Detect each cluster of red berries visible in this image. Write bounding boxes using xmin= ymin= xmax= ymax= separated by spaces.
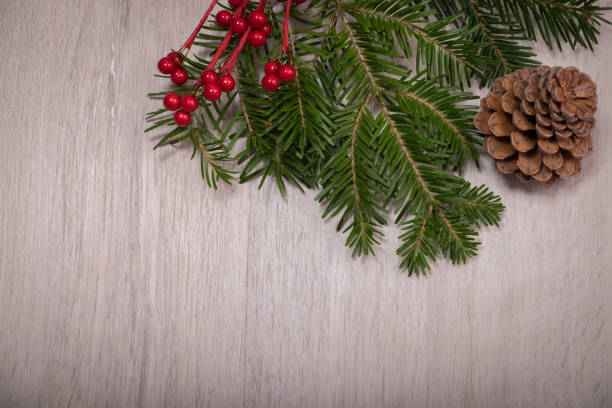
xmin=216 ymin=8 xmax=272 ymax=48
xmin=163 ymin=93 xmax=199 ymax=127
xmin=262 ymin=61 xmax=296 ymax=91
xmin=200 ymin=69 xmax=236 ymax=101
xmin=157 ymin=52 xmax=189 ymax=86
xmin=155 ymin=0 xmax=307 ymax=127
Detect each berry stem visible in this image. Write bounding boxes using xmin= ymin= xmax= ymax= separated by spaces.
xmin=257 ymin=0 xmax=268 ymax=11
xmin=222 ymin=26 xmax=252 ymax=73
xmin=222 ymin=0 xmax=266 ymax=73
xmin=181 ymin=0 xmax=220 ymax=53
xmin=205 ymin=2 xmax=248 ymax=72
xmin=183 ymin=81 xmax=202 ymax=97
xmin=206 ymin=30 xmax=235 ymax=71
xmin=281 ymin=0 xmax=293 ymax=58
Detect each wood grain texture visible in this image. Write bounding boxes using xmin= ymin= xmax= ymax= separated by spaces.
xmin=0 ymin=1 xmax=610 ymax=407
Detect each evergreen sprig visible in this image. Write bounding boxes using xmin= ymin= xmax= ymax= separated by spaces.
xmin=147 ymin=0 xmax=609 ymax=274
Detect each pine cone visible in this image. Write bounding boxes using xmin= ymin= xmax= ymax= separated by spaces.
xmin=474 ymin=66 xmax=597 ymax=185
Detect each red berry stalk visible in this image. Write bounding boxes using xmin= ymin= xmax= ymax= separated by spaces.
xmin=222 ymin=24 xmax=252 ymax=73
xmin=207 ymin=1 xmax=250 ymax=72
xmin=281 ymin=0 xmax=292 ymax=60
xmin=180 ymin=0 xmax=221 ymax=53
xmin=157 ymin=0 xmax=226 ymax=87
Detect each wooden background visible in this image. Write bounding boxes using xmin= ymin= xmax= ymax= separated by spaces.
xmin=0 ymin=1 xmax=610 ymax=407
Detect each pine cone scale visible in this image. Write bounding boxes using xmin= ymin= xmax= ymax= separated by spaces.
xmin=489 ymin=112 xmax=514 ymax=136
xmin=517 ymin=149 xmax=542 ymax=176
xmin=543 ymin=152 xmax=564 ymax=171
xmin=511 ymin=130 xmax=536 ymax=152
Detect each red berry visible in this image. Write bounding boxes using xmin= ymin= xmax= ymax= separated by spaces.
xmin=278 ymin=64 xmax=296 ymax=82
xmin=158 ymin=57 xmax=176 ymax=74
xmin=167 ymin=52 xmax=183 ymax=66
xmin=261 ymin=74 xmax=280 ymax=92
xmin=248 ymin=11 xmax=267 ymax=29
xmin=174 ymin=110 xmax=191 ymax=127
xmin=248 ymin=30 xmax=266 ymax=48
xmin=216 ymin=10 xmax=233 ymax=28
xmin=163 ymin=93 xmax=180 ymax=111
xmin=219 ymin=75 xmax=236 ymax=92
xmin=203 ymin=83 xmax=222 ymax=101
xmin=229 ymin=0 xmax=242 ymax=7
xmin=264 ymin=61 xmax=280 ymax=75
xmin=200 ymin=70 xmax=218 ymax=85
xmin=231 ymin=17 xmax=248 ymax=34
xmin=180 ymin=95 xmax=199 ymax=113
xmin=294 ymin=0 xmax=307 ymax=3
xmin=171 ymin=68 xmax=189 ymax=85
xmin=260 ymin=23 xmax=272 ymax=37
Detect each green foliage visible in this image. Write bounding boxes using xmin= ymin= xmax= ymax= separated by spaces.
xmin=344 ymin=0 xmax=489 ymax=87
xmin=429 ymin=0 xmax=611 ymax=84
xmin=315 ymin=96 xmax=389 ymax=257
xmin=147 ymin=0 xmax=609 ymax=275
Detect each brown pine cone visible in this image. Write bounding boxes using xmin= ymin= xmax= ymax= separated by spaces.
xmin=474 ymin=66 xmax=597 ymax=186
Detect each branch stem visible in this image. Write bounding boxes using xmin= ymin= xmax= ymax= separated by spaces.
xmin=222 ymin=26 xmax=251 ymax=73
xmin=206 ymin=1 xmax=250 ymax=72
xmin=281 ymin=0 xmax=293 ymax=60
xmin=181 ymin=0 xmax=220 ymax=53
xmin=350 ymin=94 xmax=372 ymax=238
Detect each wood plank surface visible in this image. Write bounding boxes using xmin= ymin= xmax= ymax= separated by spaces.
xmin=0 ymin=1 xmax=610 ymax=407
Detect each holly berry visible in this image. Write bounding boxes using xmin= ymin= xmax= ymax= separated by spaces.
xmin=167 ymin=52 xmax=183 ymax=66
xmin=203 ymin=83 xmax=222 ymax=101
xmin=264 ymin=61 xmax=280 ymax=75
xmin=229 ymin=0 xmax=242 ymax=7
xmin=261 ymin=74 xmax=280 ymax=92
xmin=248 ymin=11 xmax=267 ymax=29
xmin=163 ymin=93 xmax=181 ymax=111
xmin=216 ymin=10 xmax=233 ymax=28
xmin=157 ymin=57 xmax=176 ymax=75
xmin=200 ymin=70 xmax=218 ymax=85
xmin=219 ymin=75 xmax=236 ymax=92
xmin=260 ymin=23 xmax=272 ymax=37
xmin=171 ymin=68 xmax=189 ymax=85
xmin=231 ymin=17 xmax=248 ymax=34
xmin=180 ymin=95 xmax=199 ymax=113
xmin=278 ymin=64 xmax=296 ymax=82
xmin=174 ymin=110 xmax=191 ymax=127
xmin=248 ymin=30 xmax=266 ymax=48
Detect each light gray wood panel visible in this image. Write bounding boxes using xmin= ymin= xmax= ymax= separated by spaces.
xmin=0 ymin=1 xmax=609 ymax=407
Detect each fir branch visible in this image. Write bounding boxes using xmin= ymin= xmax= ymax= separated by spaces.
xmin=460 ymin=0 xmax=540 ymax=86
xmin=469 ymin=0 xmax=512 ymax=74
xmin=189 ymin=127 xmax=236 ymax=189
xmin=345 ymin=0 xmax=486 ymax=86
xmin=331 ymin=10 xmax=502 ymax=270
xmin=339 ymin=11 xmax=436 ymax=207
xmin=233 ymin=8 xmax=333 ymax=193
xmin=289 ymin=22 xmax=309 ymax=152
xmin=316 ymin=95 xmax=388 ymax=256
xmin=502 ymin=0 xmax=612 ymax=50
xmin=397 ymin=206 xmax=438 ymax=275
xmin=341 ymin=12 xmax=460 ymax=234
xmin=386 ymin=83 xmax=481 ymax=169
